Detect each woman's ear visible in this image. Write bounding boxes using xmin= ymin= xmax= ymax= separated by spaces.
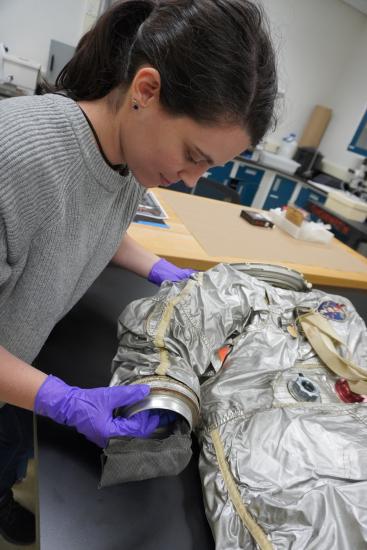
xmin=131 ymin=67 xmax=161 ymax=108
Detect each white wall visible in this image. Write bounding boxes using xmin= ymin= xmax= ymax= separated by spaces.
xmin=261 ymin=0 xmax=367 ymax=169
xmin=0 ymin=0 xmax=87 ymax=71
xmin=320 ymin=22 xmax=367 ymax=168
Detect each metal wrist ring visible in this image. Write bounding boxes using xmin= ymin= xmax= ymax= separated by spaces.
xmin=119 ymin=375 xmax=200 ymax=431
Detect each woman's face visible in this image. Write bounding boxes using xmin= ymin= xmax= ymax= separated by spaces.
xmin=122 ymin=110 xmax=251 ymax=189
xmin=117 ymin=73 xmax=251 ymax=189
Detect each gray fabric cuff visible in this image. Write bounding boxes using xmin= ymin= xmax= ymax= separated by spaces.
xmin=99 ymin=420 xmax=192 ymax=486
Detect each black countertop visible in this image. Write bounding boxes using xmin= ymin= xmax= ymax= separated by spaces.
xmin=34 ymin=266 xmax=367 ymax=549
xmin=235 ymin=155 xmax=340 ymax=196
xmin=235 ymin=155 xmax=310 ymax=184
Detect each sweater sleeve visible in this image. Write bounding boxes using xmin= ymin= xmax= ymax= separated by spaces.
xmin=0 ymin=222 xmax=11 ymax=289
xmin=0 ymin=99 xmax=51 ymax=269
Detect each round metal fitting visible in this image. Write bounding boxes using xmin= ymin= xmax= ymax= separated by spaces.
xmin=120 ymin=376 xmax=200 ymax=431
xmin=232 ymin=263 xmax=312 ymax=292
xmin=288 ymin=373 xmax=321 ymax=402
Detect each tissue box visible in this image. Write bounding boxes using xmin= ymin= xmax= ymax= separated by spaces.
xmin=269 ymin=209 xmax=334 ymax=244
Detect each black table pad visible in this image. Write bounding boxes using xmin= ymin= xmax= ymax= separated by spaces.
xmin=35 ymin=267 xmax=214 ymax=550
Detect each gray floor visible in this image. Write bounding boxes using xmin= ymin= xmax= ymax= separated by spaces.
xmin=2 ymin=459 xmax=38 ymax=550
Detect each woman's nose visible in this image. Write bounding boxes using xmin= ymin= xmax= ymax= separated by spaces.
xmin=178 ymin=165 xmax=208 ymax=189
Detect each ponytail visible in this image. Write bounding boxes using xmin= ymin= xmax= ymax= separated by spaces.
xmin=47 ymin=0 xmax=278 ymax=146
xmin=54 ymin=0 xmax=154 ymax=100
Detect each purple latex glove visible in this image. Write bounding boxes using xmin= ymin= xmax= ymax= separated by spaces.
xmin=148 ymin=258 xmax=196 ymax=286
xmin=34 ymin=375 xmax=160 ymax=448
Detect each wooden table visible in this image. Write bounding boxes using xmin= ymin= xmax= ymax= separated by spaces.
xmin=128 ymin=189 xmax=367 ymax=290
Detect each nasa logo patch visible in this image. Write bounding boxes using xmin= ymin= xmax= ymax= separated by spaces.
xmin=317 ymin=300 xmax=347 ymax=321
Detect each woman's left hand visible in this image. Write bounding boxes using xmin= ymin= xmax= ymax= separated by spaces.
xmin=148 ymin=258 xmax=196 ymax=286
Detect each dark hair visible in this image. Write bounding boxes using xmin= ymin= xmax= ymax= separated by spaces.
xmin=51 ymin=0 xmax=277 ymax=145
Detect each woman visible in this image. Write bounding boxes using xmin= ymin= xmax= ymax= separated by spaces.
xmin=0 ymin=0 xmax=277 ymax=544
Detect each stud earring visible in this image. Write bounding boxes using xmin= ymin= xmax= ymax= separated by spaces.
xmin=132 ymin=100 xmax=139 ymax=110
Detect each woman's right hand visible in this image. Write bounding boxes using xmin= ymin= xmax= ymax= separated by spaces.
xmin=34 ymin=375 xmax=159 ymax=448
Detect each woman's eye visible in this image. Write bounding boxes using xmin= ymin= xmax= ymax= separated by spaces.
xmin=187 ymin=153 xmax=201 ymax=165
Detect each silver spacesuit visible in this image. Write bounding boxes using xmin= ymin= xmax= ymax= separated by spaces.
xmin=102 ymin=264 xmax=367 ymax=549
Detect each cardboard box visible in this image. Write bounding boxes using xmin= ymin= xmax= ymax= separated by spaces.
xmin=299 ymin=105 xmax=332 ymax=148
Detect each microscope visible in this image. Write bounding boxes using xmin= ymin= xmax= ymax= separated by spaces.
xmin=348 ymin=158 xmax=367 ymax=201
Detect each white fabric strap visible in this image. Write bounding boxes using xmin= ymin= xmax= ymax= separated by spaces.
xmin=298 ymin=310 xmax=367 ymax=395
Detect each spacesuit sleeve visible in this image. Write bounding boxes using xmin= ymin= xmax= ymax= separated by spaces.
xmin=110 ymin=264 xmax=256 ymax=397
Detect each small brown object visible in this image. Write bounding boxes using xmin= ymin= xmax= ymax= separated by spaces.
xmin=285 ymin=205 xmax=306 ymax=227
xmin=240 ymin=210 xmax=273 ymax=228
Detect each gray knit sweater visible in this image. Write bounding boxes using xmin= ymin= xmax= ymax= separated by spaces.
xmin=0 ymin=93 xmax=144 ymax=364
